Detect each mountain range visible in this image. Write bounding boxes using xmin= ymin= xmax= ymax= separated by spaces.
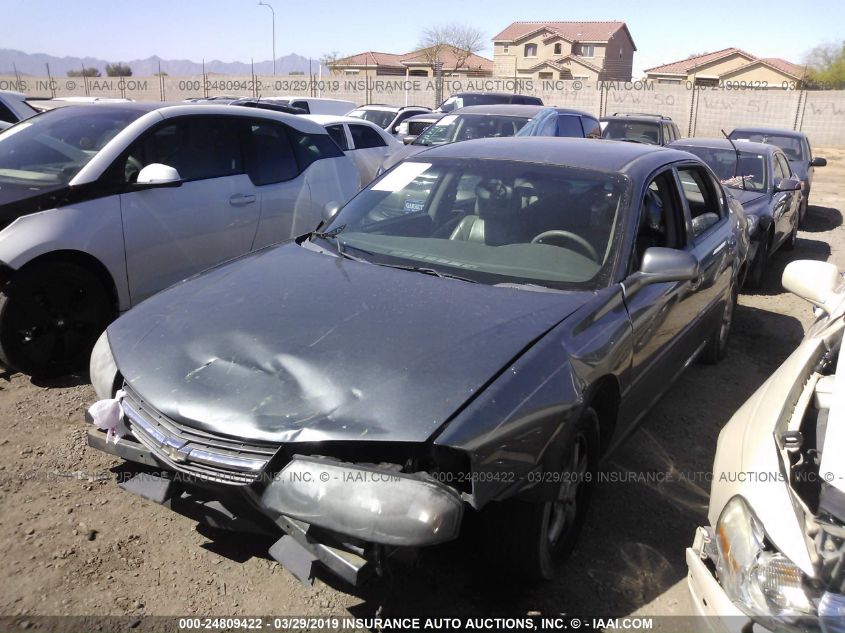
xmin=0 ymin=49 xmax=316 ymax=76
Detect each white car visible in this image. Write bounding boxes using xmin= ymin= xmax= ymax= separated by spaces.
xmin=303 ymin=114 xmax=402 ymax=188
xmin=346 ymin=104 xmax=432 ymax=136
xmin=0 ymin=102 xmax=359 ymax=376
xmin=688 ymin=259 xmax=845 ymax=632
xmin=267 ymin=97 xmax=356 ymax=116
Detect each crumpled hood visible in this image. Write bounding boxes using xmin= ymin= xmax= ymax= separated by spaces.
xmin=108 ymin=243 xmax=589 ymax=444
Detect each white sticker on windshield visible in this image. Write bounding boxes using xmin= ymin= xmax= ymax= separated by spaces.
xmin=372 ymin=162 xmax=433 ymax=192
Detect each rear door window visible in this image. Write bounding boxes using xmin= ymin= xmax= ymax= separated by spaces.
xmin=244 ymin=120 xmax=299 ymax=185
xmin=288 ymin=128 xmax=344 ymax=171
xmin=557 ymin=115 xmax=584 ymax=137
xmin=326 ymin=124 xmax=349 ymax=150
xmin=349 ymin=124 xmax=387 ymax=149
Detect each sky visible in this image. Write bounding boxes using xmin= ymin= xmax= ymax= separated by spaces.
xmin=1 ymin=0 xmax=843 ymax=77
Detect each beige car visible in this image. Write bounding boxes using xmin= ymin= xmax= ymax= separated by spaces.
xmin=687 ymin=260 xmax=845 ymax=632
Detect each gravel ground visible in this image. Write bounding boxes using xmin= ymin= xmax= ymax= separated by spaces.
xmin=1 ymin=149 xmax=843 ymax=625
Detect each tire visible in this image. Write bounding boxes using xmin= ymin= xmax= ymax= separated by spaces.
xmin=480 ymin=408 xmax=599 ymax=581
xmin=0 ymin=262 xmax=112 ymax=377
xmin=799 ymin=197 xmax=808 ymax=226
xmin=746 ymin=236 xmax=770 ymax=289
xmin=701 ymin=283 xmax=737 ymax=365
xmin=782 ymin=220 xmax=798 ymax=252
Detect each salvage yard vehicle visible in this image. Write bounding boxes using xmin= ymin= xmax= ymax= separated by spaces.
xmin=89 ymin=137 xmax=746 ymax=584
xmin=0 ymin=102 xmax=359 ymax=376
xmin=266 ymin=97 xmax=356 ymax=116
xmin=729 ymin=127 xmax=826 ymax=225
xmin=379 ymin=104 xmax=542 ymax=173
xmin=0 ymin=90 xmax=40 ymax=128
xmin=346 ymin=104 xmax=432 ymax=136
xmin=303 ymin=114 xmax=402 ymax=187
xmin=436 ymin=91 xmax=544 ymax=112
xmin=669 ymin=138 xmax=802 ymax=289
xmin=600 ymin=112 xmax=681 ymax=146
xmin=687 ymin=259 xmax=845 ymax=631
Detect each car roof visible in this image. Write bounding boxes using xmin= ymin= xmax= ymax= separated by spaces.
xmin=669 ymin=138 xmax=777 ymax=154
xmin=302 ymin=114 xmax=383 ymax=126
xmin=270 ymin=96 xmax=356 ymax=104
xmin=449 ymin=104 xmax=544 ymax=117
xmin=543 ymin=107 xmax=596 ymax=118
xmin=601 ymin=113 xmax=672 ymax=123
xmin=730 ymin=126 xmax=806 ymax=139
xmin=451 ymin=91 xmax=533 ymax=97
xmin=414 ymin=136 xmax=688 ymax=172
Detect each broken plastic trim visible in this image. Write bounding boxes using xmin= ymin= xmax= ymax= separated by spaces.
xmin=259 ymin=456 xmax=464 ymax=547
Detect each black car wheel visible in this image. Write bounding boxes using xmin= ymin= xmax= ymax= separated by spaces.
xmin=702 ymin=284 xmax=737 ymax=364
xmin=799 ymin=197 xmax=808 ymax=226
xmin=0 ymin=262 xmax=112 ymax=377
xmin=746 ymin=237 xmax=770 ymax=289
xmin=481 ymin=408 xmax=599 ymax=580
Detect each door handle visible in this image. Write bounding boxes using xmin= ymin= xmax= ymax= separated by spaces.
xmin=229 ymin=194 xmax=256 ymax=206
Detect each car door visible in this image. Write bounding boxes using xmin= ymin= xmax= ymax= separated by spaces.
xmin=620 ymin=167 xmax=709 ymax=426
xmin=771 ymin=152 xmax=797 ymax=247
xmin=347 ymin=123 xmax=391 ymax=186
xmin=117 ymin=115 xmax=260 ymax=305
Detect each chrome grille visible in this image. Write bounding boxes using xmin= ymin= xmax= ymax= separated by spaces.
xmin=122 ymin=384 xmax=279 ymax=485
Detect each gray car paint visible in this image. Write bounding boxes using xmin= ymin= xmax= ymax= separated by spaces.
xmin=102 ymin=137 xmax=744 ymax=510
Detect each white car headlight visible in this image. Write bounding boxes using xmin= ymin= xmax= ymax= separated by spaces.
xmin=715 ymin=496 xmax=816 ymax=620
xmin=89 ymin=330 xmax=119 ymax=400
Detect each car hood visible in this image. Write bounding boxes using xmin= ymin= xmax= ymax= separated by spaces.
xmin=727 ymin=188 xmax=767 ymax=207
xmin=108 ymin=242 xmax=590 ymax=444
xmin=380 ymin=144 xmax=427 ymax=172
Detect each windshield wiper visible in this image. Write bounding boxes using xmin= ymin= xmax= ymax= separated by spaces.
xmin=377 ymin=263 xmax=477 ymax=283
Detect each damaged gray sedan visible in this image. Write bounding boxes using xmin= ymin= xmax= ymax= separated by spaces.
xmin=88 ymin=137 xmax=745 ymax=584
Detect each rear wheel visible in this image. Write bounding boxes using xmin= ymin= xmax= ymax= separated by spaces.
xmin=481 ymin=408 xmax=599 ymax=580
xmin=782 ymin=220 xmax=798 ymax=252
xmin=0 ymin=262 xmax=112 ymax=377
xmin=799 ymin=198 xmax=809 ymax=226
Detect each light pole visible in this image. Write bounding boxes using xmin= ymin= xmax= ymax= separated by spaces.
xmin=257 ymin=1 xmax=276 ymax=75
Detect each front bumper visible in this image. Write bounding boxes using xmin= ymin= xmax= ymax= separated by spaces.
xmin=88 ymin=428 xmax=462 ymax=586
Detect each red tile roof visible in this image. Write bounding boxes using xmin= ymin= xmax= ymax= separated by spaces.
xmin=644 ymin=47 xmax=756 ymax=74
xmin=332 ymin=51 xmax=405 ymax=67
xmin=492 ymin=21 xmax=634 ymax=48
xmin=759 ymin=57 xmax=806 ymax=79
xmin=333 ymin=48 xmax=493 ymax=71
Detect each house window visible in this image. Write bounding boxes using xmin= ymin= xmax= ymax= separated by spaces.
xmin=343 ymin=69 xmax=359 ymax=75
xmin=554 ymin=43 xmax=562 ymax=55
xmin=579 ymin=45 xmax=595 ymax=57
xmin=524 ymin=43 xmax=538 ymax=58
xmin=503 ymin=44 xmax=509 ymax=54
xmin=539 ymin=71 xmax=553 ymax=79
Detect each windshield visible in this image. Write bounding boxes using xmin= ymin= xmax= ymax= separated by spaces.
xmin=0 ymin=106 xmax=144 ymax=188
xmin=348 ymin=109 xmax=395 ymax=129
xmin=601 ymin=120 xmax=660 ymax=144
xmin=315 ymin=158 xmax=628 ymax=290
xmin=729 ymin=132 xmax=808 ymax=161
xmin=414 ymin=114 xmax=531 ymax=147
xmin=675 ymin=146 xmax=768 ymax=192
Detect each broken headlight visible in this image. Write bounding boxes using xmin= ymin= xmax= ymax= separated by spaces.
xmin=715 ymin=496 xmax=817 ymax=625
xmin=259 ymin=456 xmax=463 ymax=547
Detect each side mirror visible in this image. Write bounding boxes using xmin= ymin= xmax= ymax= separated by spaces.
xmin=403 ymin=135 xmax=417 ymax=145
xmin=810 ymin=156 xmax=827 ymax=168
xmin=323 ymin=201 xmax=342 ymax=221
xmin=625 ymin=247 xmax=699 ymax=295
xmin=135 ymin=163 xmax=182 ymax=187
xmin=775 ymin=177 xmax=801 ymax=192
xmin=783 ymin=260 xmax=841 ymax=314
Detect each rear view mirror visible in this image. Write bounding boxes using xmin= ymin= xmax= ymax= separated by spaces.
xmin=783 ymin=260 xmax=841 ymax=314
xmin=135 ymin=163 xmax=182 ymax=187
xmin=811 ymin=156 xmax=827 ymax=167
xmin=323 ymin=201 xmax=342 ymax=221
xmin=775 ymin=177 xmax=801 ymax=192
xmin=624 ymin=247 xmax=699 ymax=295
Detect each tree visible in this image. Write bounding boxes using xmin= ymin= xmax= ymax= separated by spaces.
xmin=805 ymin=41 xmax=845 ymax=88
xmin=105 ymin=62 xmax=132 ymax=77
xmin=321 ymin=51 xmax=342 ymax=74
xmin=67 ymin=67 xmax=100 ymax=77
xmin=418 ymin=23 xmax=485 ymax=72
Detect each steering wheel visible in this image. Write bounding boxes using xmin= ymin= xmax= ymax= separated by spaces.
xmin=531 ymin=230 xmax=599 ymax=262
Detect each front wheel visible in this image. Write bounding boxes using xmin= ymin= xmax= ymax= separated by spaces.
xmin=0 ymin=262 xmax=113 ymax=377
xmin=746 ymin=237 xmax=769 ymax=289
xmin=481 ymin=408 xmax=599 ymax=581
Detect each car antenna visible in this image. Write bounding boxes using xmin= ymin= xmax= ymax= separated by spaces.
xmin=721 ymin=128 xmax=745 ymax=191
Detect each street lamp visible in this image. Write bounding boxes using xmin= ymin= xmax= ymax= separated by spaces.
xmin=257 ymin=1 xmax=276 ymax=75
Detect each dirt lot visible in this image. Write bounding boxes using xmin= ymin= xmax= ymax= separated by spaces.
xmin=1 ymin=150 xmax=844 ymax=625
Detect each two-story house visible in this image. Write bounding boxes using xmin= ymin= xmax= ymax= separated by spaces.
xmin=491 ymin=21 xmax=636 ymax=82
